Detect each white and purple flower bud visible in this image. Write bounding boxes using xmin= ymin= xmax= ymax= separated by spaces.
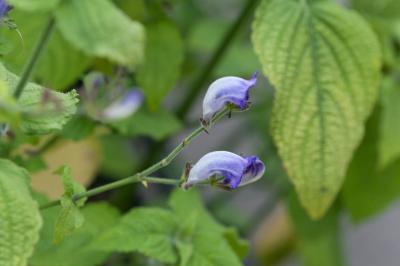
xmin=185 ymin=151 xmax=265 ymax=189
xmin=0 ymin=0 xmax=11 ymax=20
xmin=202 ymin=73 xmax=257 ymax=126
xmin=102 ymin=89 xmax=144 ymax=121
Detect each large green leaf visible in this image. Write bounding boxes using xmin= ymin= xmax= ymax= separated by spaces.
xmin=93 ymin=207 xmax=178 ymax=264
xmin=7 ymin=0 xmax=61 ymax=12
xmin=137 ymin=20 xmax=184 ymax=110
xmin=0 ymin=159 xmax=42 ymax=266
xmin=252 ymin=0 xmax=381 ymax=218
xmin=31 ymin=202 xmax=120 ymax=266
xmin=341 ymin=106 xmax=400 ymax=221
xmin=287 ymin=192 xmax=343 ymax=266
xmin=169 ymin=190 xmax=244 ymax=266
xmin=93 ymin=190 xmax=246 ymax=265
xmin=0 ymin=63 xmax=79 ymax=134
xmin=378 ymin=77 xmax=400 ymax=169
xmin=55 ymin=0 xmax=144 ymax=66
xmin=1 ymin=11 xmax=92 ymax=90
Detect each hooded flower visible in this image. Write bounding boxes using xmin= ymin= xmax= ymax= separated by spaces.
xmin=185 ymin=151 xmax=265 ymax=189
xmin=0 ymin=0 xmax=11 ymax=20
xmin=102 ymin=89 xmax=144 ymax=120
xmin=202 ymin=73 xmax=257 ymax=126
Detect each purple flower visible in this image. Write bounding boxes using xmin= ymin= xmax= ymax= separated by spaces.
xmin=102 ymin=89 xmax=144 ymax=120
xmin=0 ymin=0 xmax=11 ymax=19
xmin=185 ymin=151 xmax=265 ymax=189
xmin=202 ymin=73 xmax=257 ymax=126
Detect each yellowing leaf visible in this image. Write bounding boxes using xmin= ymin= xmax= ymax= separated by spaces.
xmin=252 ymin=0 xmax=381 ymax=218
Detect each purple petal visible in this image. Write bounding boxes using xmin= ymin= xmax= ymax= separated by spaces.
xmin=239 ymin=156 xmax=265 ymax=187
xmin=202 ymin=73 xmax=257 ymax=125
xmin=0 ymin=0 xmax=11 ymax=19
xmin=102 ymin=89 xmax=144 ymax=120
xmin=186 ymin=151 xmax=265 ymax=189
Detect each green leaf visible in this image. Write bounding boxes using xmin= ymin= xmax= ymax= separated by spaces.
xmin=110 ymin=108 xmax=182 ymax=140
xmin=0 ymin=159 xmax=42 ymax=266
xmin=0 ymin=63 xmax=79 ymax=134
xmin=54 ymin=196 xmax=85 ymax=244
xmin=223 ymin=228 xmax=250 ymax=260
xmin=1 ymin=11 xmax=92 ymax=91
xmin=61 ymin=116 xmax=96 ymax=141
xmin=341 ymin=106 xmax=400 ymax=221
xmin=137 ymin=20 xmax=184 ymax=110
xmin=170 ymin=190 xmax=244 ymax=266
xmin=287 ymin=192 xmax=343 ymax=266
xmin=6 ymin=0 xmax=61 ymax=12
xmin=94 ymin=207 xmax=178 ymax=263
xmin=55 ymin=0 xmax=145 ymax=66
xmin=0 ymin=79 xmax=19 ymax=124
xmin=378 ymin=77 xmax=400 ymax=169
xmin=94 ymin=190 xmax=246 ymax=265
xmin=252 ymin=0 xmax=381 ymax=218
xmin=53 ymin=165 xmax=87 ymax=243
xmin=55 ymin=165 xmax=86 ymax=203
xmin=31 ymin=202 xmax=120 ymax=266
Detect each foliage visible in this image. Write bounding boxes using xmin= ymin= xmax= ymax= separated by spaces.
xmin=93 ymin=189 xmax=247 ymax=265
xmin=0 ymin=0 xmax=399 ymax=265
xmin=0 ymin=159 xmax=42 ymax=266
xmin=252 ymin=0 xmax=381 ymax=219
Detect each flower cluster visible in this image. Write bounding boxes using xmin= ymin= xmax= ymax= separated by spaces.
xmin=184 ymin=73 xmax=265 ymax=190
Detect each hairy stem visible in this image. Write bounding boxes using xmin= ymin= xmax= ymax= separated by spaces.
xmin=175 ymin=0 xmax=260 ymax=119
xmin=13 ymin=17 xmax=55 ymax=99
xmin=40 ymin=108 xmax=230 ymax=210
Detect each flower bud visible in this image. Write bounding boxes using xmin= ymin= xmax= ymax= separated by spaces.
xmin=202 ymin=73 xmax=257 ymax=126
xmin=185 ymin=151 xmax=265 ymax=189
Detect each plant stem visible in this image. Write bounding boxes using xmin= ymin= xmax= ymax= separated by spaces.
xmin=13 ymin=17 xmax=55 ymax=99
xmin=39 ymin=108 xmax=230 ymax=210
xmin=175 ymin=0 xmax=260 ymax=120
xmin=39 ymin=176 xmax=181 ymax=210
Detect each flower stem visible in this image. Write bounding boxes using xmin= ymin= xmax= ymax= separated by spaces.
xmin=39 ymin=108 xmax=230 ymax=210
xmin=13 ymin=17 xmax=55 ymax=99
xmin=175 ymin=0 xmax=260 ymax=119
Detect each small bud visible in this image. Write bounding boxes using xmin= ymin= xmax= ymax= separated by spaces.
xmin=184 ymin=151 xmax=265 ymax=189
xmin=202 ymin=73 xmax=257 ymax=126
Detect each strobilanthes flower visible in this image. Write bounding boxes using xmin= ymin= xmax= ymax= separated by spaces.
xmin=102 ymin=89 xmax=144 ymax=120
xmin=184 ymin=151 xmax=265 ymax=189
xmin=0 ymin=0 xmax=11 ymax=20
xmin=201 ymin=73 xmax=257 ymax=127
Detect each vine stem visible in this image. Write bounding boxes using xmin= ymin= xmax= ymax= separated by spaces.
xmin=175 ymin=0 xmax=260 ymax=120
xmin=13 ymin=17 xmax=55 ymax=99
xmin=39 ymin=108 xmax=230 ymax=210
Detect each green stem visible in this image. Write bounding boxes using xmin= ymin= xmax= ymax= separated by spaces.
xmin=175 ymin=0 xmax=260 ymax=119
xmin=39 ymin=176 xmax=181 ymax=210
xmin=39 ymin=108 xmax=230 ymax=210
xmin=13 ymin=17 xmax=55 ymax=99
